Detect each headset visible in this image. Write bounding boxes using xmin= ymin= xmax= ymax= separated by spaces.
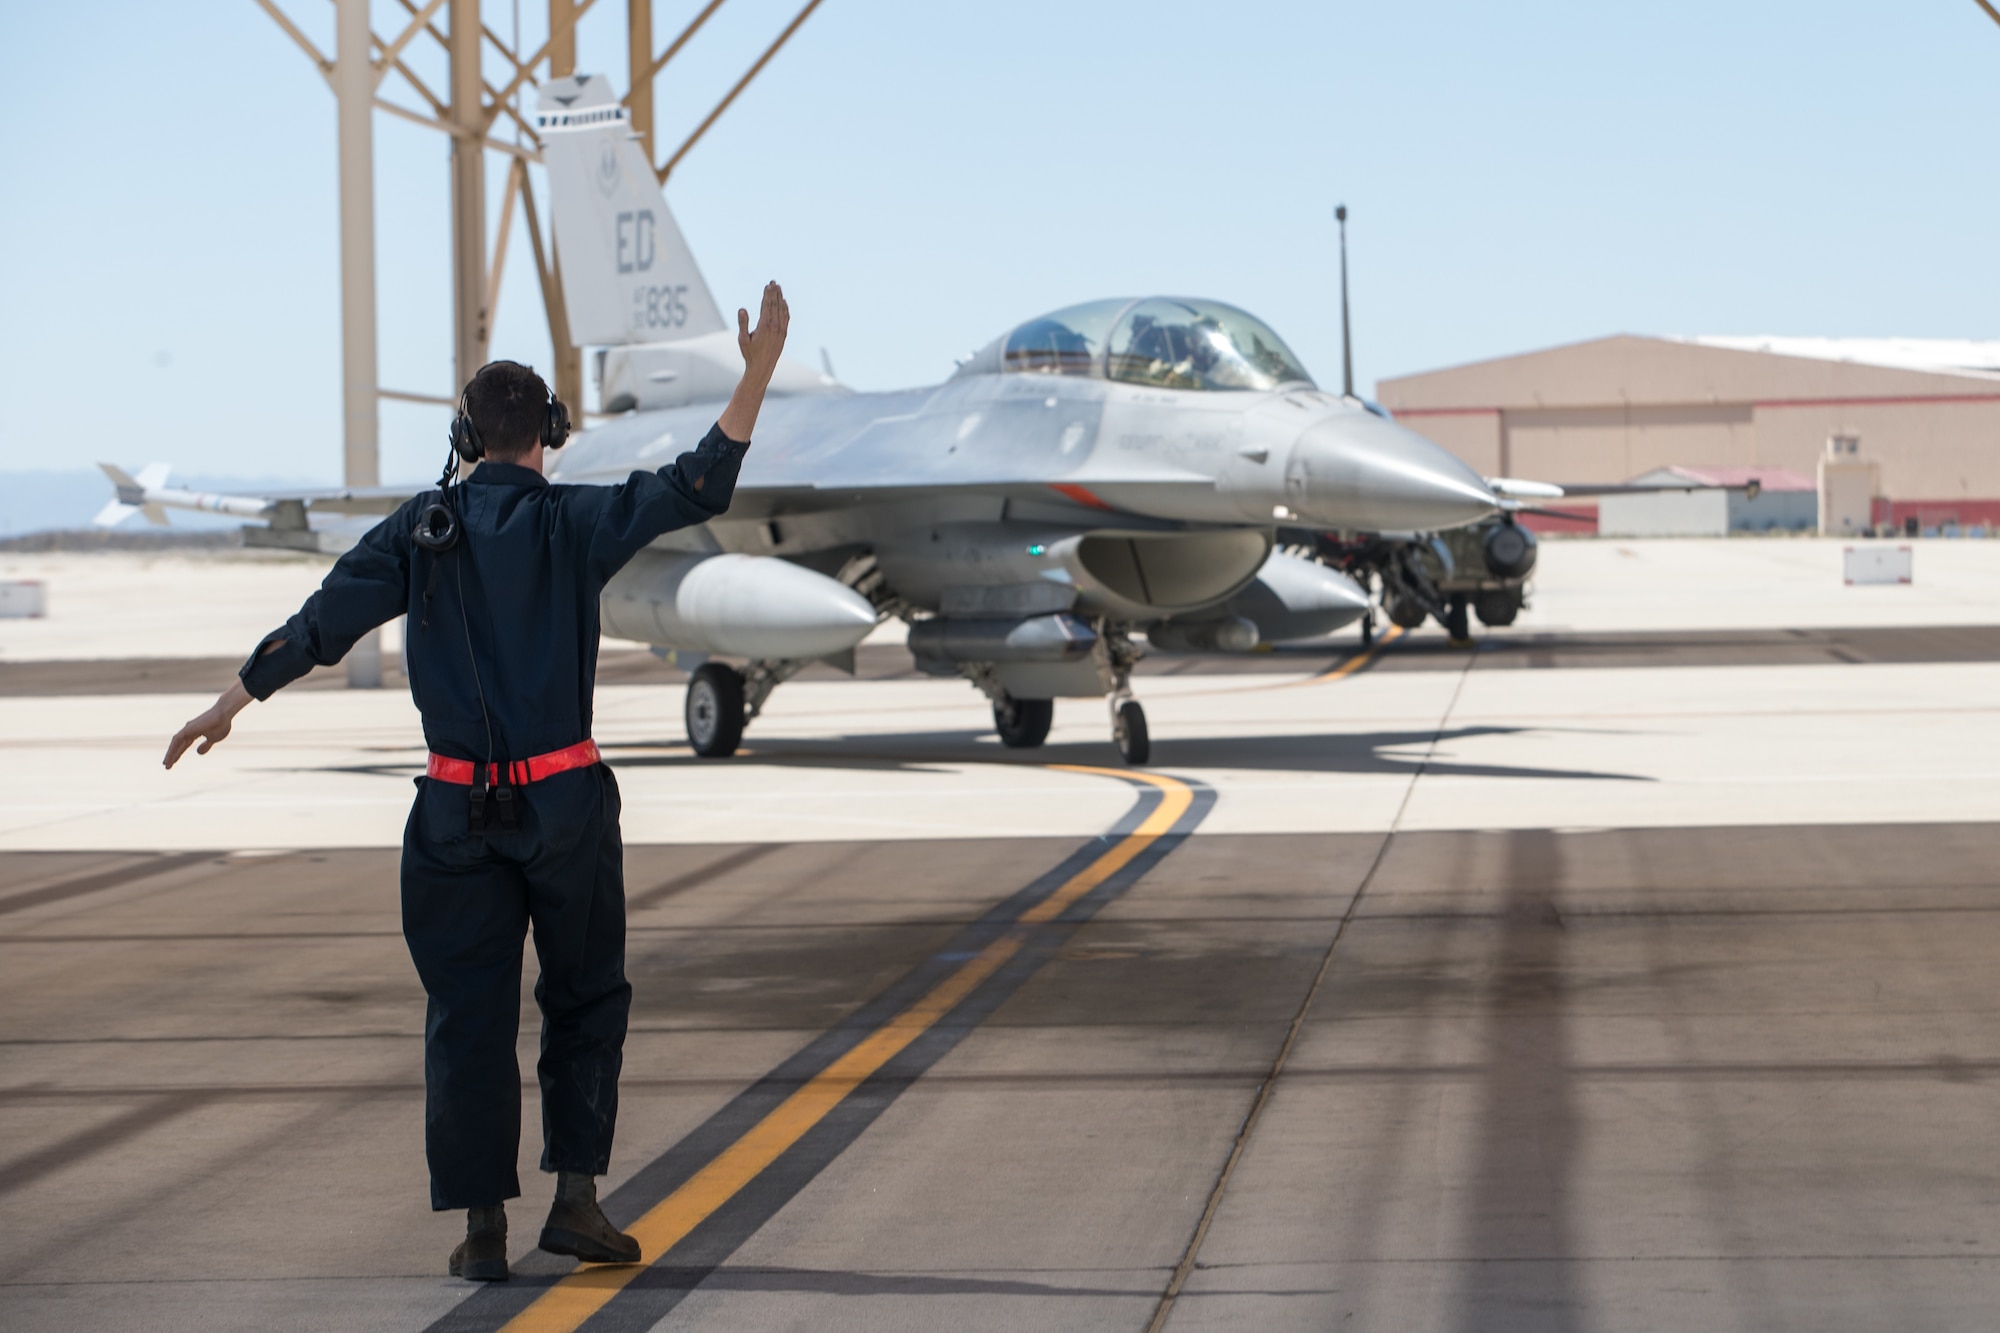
xmin=416 ymin=362 xmax=570 ymax=555
xmin=447 ymin=362 xmax=571 ymax=469
xmin=411 ymin=362 xmax=570 ymax=833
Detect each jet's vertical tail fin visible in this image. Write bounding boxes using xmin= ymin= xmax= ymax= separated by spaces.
xmin=535 ymin=75 xmax=726 ymax=346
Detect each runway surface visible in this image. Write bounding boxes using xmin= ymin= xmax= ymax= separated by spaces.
xmin=4 ymin=541 xmax=2000 ymax=1330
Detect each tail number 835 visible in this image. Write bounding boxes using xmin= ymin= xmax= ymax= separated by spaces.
xmin=631 ymin=284 xmax=691 ymax=331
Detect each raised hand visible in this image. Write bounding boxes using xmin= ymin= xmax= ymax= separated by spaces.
xmin=720 ymin=281 xmax=790 ymax=443
xmin=736 ymin=281 xmax=790 ymax=378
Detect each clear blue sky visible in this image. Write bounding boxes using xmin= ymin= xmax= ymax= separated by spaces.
xmin=3 ymin=1 xmax=1996 ymax=487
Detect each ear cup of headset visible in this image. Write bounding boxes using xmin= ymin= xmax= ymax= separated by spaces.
xmin=413 ymin=494 xmax=459 ymax=552
xmin=545 ymin=397 xmax=571 ymax=450
xmin=449 ymin=404 xmax=484 ymax=463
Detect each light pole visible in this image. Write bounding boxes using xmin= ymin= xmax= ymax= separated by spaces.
xmin=1335 ymin=203 xmax=1354 ymax=400
xmin=335 ymin=0 xmax=382 ymax=686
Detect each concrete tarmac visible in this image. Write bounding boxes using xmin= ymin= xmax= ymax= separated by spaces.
xmin=6 ymin=819 xmax=2000 ymax=1331
xmin=4 ymin=540 xmax=2000 ymax=1330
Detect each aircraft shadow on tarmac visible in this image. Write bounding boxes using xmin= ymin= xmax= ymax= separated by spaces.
xmin=289 ymin=724 xmax=1647 ymax=784
xmin=595 ymin=724 xmax=1652 ymax=784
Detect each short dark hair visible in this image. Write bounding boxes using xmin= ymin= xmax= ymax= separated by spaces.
xmin=463 ymin=361 xmax=551 ymax=462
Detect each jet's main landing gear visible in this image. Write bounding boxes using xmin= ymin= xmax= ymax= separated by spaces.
xmin=683 ymin=657 xmax=807 ymax=758
xmin=1474 ymin=588 xmax=1522 ymax=627
xmin=994 ymin=696 xmax=1053 ymax=748
xmin=1384 ymin=594 xmax=1428 ymax=630
xmin=964 ymin=666 xmax=1053 ymax=750
xmin=1442 ymin=593 xmax=1472 ymax=643
xmin=685 ymin=662 xmax=745 ymax=758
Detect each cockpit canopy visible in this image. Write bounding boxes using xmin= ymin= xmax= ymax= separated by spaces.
xmin=959 ymin=297 xmax=1314 ymax=392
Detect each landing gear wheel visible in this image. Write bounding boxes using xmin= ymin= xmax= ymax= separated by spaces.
xmin=1360 ymin=611 xmax=1375 ymax=647
xmin=1385 ymin=595 xmax=1427 ymax=630
xmin=1474 ymin=589 xmax=1520 ymax=628
xmin=1113 ymin=699 xmax=1150 ymax=766
xmin=685 ymin=663 xmax=746 ymax=758
xmin=994 ymin=697 xmax=1053 ymax=749
xmin=1442 ymin=594 xmax=1471 ymax=643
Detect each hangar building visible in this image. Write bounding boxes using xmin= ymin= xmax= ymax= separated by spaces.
xmin=1377 ymin=336 xmax=2000 ymax=531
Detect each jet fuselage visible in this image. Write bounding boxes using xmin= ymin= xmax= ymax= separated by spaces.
xmin=551 ymin=364 xmax=1498 ymax=621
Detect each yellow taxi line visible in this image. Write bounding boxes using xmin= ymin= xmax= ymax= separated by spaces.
xmin=1027 ymin=767 xmax=1192 ymax=921
xmin=498 ymin=765 xmax=1195 ymax=1333
xmin=1278 ymin=624 xmax=1403 ymax=688
xmin=1166 ymin=625 xmax=1404 ymax=700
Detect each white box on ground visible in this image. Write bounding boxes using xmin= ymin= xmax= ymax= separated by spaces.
xmin=1600 ymin=488 xmax=1729 ymax=537
xmin=0 ymin=581 xmax=46 ymax=618
xmin=1844 ymin=545 xmax=1912 ymax=585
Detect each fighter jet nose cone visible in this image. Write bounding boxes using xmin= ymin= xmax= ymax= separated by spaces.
xmin=1285 ymin=414 xmax=1498 ymax=531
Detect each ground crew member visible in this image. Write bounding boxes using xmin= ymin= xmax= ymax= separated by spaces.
xmin=164 ymin=283 xmax=790 ymax=1282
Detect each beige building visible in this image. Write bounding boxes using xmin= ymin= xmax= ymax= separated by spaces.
xmin=1378 ymin=336 xmax=2000 ymax=528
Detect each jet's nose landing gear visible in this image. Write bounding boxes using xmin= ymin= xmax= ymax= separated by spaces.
xmin=1096 ymin=623 xmax=1150 ymax=766
xmin=1112 ymin=695 xmax=1150 ymax=765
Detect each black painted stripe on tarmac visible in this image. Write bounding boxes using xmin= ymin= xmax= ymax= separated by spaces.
xmin=624 ymin=844 xmax=781 ymax=911
xmin=0 ymin=852 xmax=215 ymax=917
xmin=425 ymin=773 xmax=1213 ymax=1333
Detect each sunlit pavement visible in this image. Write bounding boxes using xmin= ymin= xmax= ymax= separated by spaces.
xmin=3 ymin=540 xmax=2000 ymax=1331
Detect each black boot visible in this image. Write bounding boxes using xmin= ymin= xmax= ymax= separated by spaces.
xmin=540 ymin=1171 xmax=641 ymax=1264
xmin=448 ymin=1204 xmax=509 ymax=1282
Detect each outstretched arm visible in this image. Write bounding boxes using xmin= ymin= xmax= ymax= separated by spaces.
xmin=164 ymin=633 xmax=286 ymax=768
xmin=717 ymin=281 xmax=790 ymax=443
xmin=165 ymin=499 xmax=414 ymax=768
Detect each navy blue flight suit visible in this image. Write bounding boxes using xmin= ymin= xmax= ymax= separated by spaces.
xmin=239 ymin=425 xmax=748 ymax=1209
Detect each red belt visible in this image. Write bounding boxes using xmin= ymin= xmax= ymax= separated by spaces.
xmin=426 ymin=740 xmax=601 ymax=786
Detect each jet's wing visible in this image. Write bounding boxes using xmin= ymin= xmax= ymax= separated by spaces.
xmin=1486 ymin=474 xmax=1766 ymax=525
xmin=1489 ymin=476 xmax=1765 ymax=501
xmin=95 ymin=464 xmax=422 ymax=552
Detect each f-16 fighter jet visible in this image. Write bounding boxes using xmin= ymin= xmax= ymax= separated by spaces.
xmin=102 ymin=75 xmax=1498 ymax=764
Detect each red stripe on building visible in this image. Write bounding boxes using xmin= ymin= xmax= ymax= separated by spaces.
xmin=1871 ymin=497 xmax=2000 ymax=530
xmin=1517 ymin=503 xmax=1598 ymax=535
